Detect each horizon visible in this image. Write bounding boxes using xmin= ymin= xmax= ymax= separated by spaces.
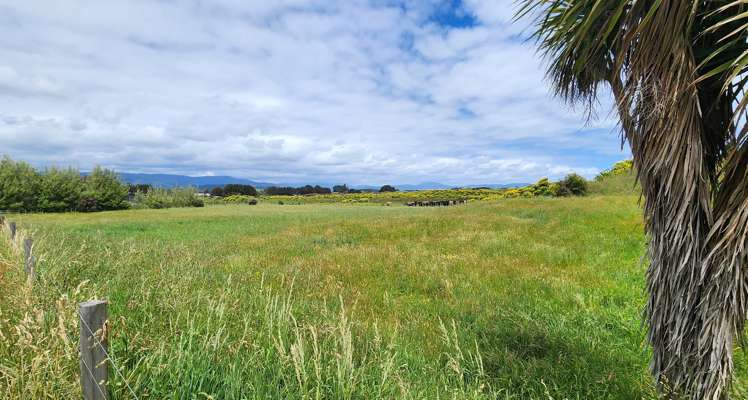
xmin=115 ymin=170 xmax=534 ymax=189
xmin=0 ymin=0 xmax=628 ymax=186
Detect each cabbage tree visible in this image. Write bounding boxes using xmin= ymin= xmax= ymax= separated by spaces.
xmin=518 ymin=1 xmax=748 ymax=398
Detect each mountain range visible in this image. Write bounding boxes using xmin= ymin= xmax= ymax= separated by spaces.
xmin=116 ymin=172 xmax=526 ymax=191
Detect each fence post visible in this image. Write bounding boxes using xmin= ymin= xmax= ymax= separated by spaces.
xmin=8 ymin=221 xmax=15 ymax=240
xmin=79 ymin=300 xmax=109 ymax=400
xmin=23 ymin=238 xmax=35 ymax=282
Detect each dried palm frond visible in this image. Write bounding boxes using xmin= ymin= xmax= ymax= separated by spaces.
xmin=518 ymin=0 xmax=748 ymax=398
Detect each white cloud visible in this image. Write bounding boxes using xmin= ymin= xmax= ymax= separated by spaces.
xmin=0 ymin=0 xmax=627 ymax=185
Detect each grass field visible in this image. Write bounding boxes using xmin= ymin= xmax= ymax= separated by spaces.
xmin=2 ymin=195 xmax=747 ymax=399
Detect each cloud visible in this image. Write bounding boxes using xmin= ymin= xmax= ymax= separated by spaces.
xmin=0 ymin=0 xmax=627 ymax=185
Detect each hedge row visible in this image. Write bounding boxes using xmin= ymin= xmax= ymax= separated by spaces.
xmin=0 ymin=157 xmax=129 ymax=212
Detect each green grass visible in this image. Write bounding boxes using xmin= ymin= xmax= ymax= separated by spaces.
xmin=2 ymin=196 xmax=747 ymax=399
xmin=588 ymin=173 xmax=639 ymax=196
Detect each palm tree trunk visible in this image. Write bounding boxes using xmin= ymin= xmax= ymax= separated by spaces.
xmin=609 ymin=75 xmax=730 ymax=399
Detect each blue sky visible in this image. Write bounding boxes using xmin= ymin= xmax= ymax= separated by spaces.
xmin=0 ymin=0 xmax=628 ymax=185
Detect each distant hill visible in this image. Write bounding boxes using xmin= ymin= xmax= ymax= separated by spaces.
xmin=112 ymin=172 xmax=528 ymax=192
xmin=396 ymin=182 xmax=527 ymax=191
xmin=116 ymin=173 xmax=275 ymax=189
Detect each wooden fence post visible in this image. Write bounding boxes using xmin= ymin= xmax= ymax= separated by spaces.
xmin=79 ymin=300 xmax=109 ymax=400
xmin=23 ymin=238 xmax=35 ymax=282
xmin=8 ymin=222 xmax=15 ymax=240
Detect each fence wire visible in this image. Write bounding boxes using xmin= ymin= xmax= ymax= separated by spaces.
xmin=2 ymin=220 xmax=140 ymax=400
xmin=79 ymin=312 xmax=140 ymax=400
xmin=79 ymin=351 xmax=109 ymax=399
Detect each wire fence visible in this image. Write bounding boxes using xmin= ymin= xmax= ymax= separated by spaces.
xmin=1 ymin=218 xmax=140 ymax=400
xmin=79 ymin=310 xmax=140 ymax=400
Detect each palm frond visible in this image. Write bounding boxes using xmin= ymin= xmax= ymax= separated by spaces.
xmin=518 ymin=1 xmax=748 ymax=398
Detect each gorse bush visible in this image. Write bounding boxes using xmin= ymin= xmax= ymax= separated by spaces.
xmin=595 ymin=160 xmax=633 ymax=181
xmin=221 ymin=194 xmax=258 ymax=204
xmin=502 ymin=175 xmax=588 ymax=199
xmin=265 ymin=185 xmax=332 ymax=195
xmin=0 ymin=156 xmax=129 ymax=213
xmin=530 ymin=178 xmax=555 ymax=196
xmin=589 ymin=160 xmax=638 ymax=195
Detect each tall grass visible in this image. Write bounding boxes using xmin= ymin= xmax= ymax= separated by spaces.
xmin=132 ymin=187 xmax=204 ymax=209
xmin=4 ymin=196 xmax=733 ymax=398
xmin=0 ymin=222 xmax=491 ymax=399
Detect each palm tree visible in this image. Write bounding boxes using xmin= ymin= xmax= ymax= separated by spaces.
xmin=517 ymin=1 xmax=747 ymax=398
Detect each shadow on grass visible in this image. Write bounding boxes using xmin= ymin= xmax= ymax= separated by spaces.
xmin=471 ymin=320 xmax=653 ymax=399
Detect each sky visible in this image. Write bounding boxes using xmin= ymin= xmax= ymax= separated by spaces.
xmin=0 ymin=0 xmax=628 ymax=186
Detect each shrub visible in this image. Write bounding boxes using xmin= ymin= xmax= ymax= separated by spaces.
xmin=38 ymin=167 xmax=82 ymax=212
xmin=555 ymin=174 xmax=588 ymax=196
xmin=134 ymin=187 xmax=203 ymax=209
xmin=77 ymin=196 xmax=99 ymax=212
xmin=223 ymin=195 xmax=258 ymax=204
xmin=299 ymin=185 xmax=331 ymax=195
xmin=82 ymin=167 xmax=129 ymax=211
xmin=530 ymin=178 xmax=554 ymax=196
xmin=224 ymin=184 xmax=257 ymax=196
xmin=265 ymin=186 xmax=295 ymax=196
xmin=595 ymin=160 xmax=633 ymax=181
xmin=128 ymin=184 xmax=153 ymax=194
xmin=0 ymin=156 xmax=42 ymax=211
xmin=265 ymin=185 xmax=332 ymax=195
xmin=379 ymin=185 xmax=397 ymax=193
xmin=333 ymin=184 xmax=349 ymax=193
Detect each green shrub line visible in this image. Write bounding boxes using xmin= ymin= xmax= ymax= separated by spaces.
xmin=595 ymin=160 xmax=633 ymax=181
xmin=0 ymin=156 xmax=128 ymax=213
xmin=0 ymin=156 xmax=205 ymax=213
xmin=131 ymin=187 xmax=205 ymax=209
xmin=1 ymin=155 xmax=634 ymax=212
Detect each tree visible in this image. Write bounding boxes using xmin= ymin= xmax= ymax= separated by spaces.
xmin=0 ymin=156 xmax=41 ymax=211
xmin=224 ymin=184 xmax=257 ymax=196
xmin=128 ymin=184 xmax=152 ymax=194
xmin=379 ymin=185 xmax=397 ymax=193
xmin=333 ymin=184 xmax=349 ymax=193
xmin=39 ymin=167 xmax=82 ymax=212
xmin=265 ymin=185 xmax=331 ymax=195
xmin=554 ymin=174 xmax=587 ymax=197
xmin=519 ymin=1 xmax=748 ymax=398
xmin=82 ymin=167 xmax=129 ymax=211
xmin=210 ymin=186 xmax=225 ymax=197
xmin=265 ymin=186 xmax=297 ymax=195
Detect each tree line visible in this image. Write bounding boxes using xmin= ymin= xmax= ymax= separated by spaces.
xmin=265 ymin=185 xmax=332 ymax=195
xmin=208 ymin=184 xmax=258 ymax=197
xmin=0 ymin=156 xmax=129 ymax=212
xmin=207 ymin=184 xmax=400 ymax=196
